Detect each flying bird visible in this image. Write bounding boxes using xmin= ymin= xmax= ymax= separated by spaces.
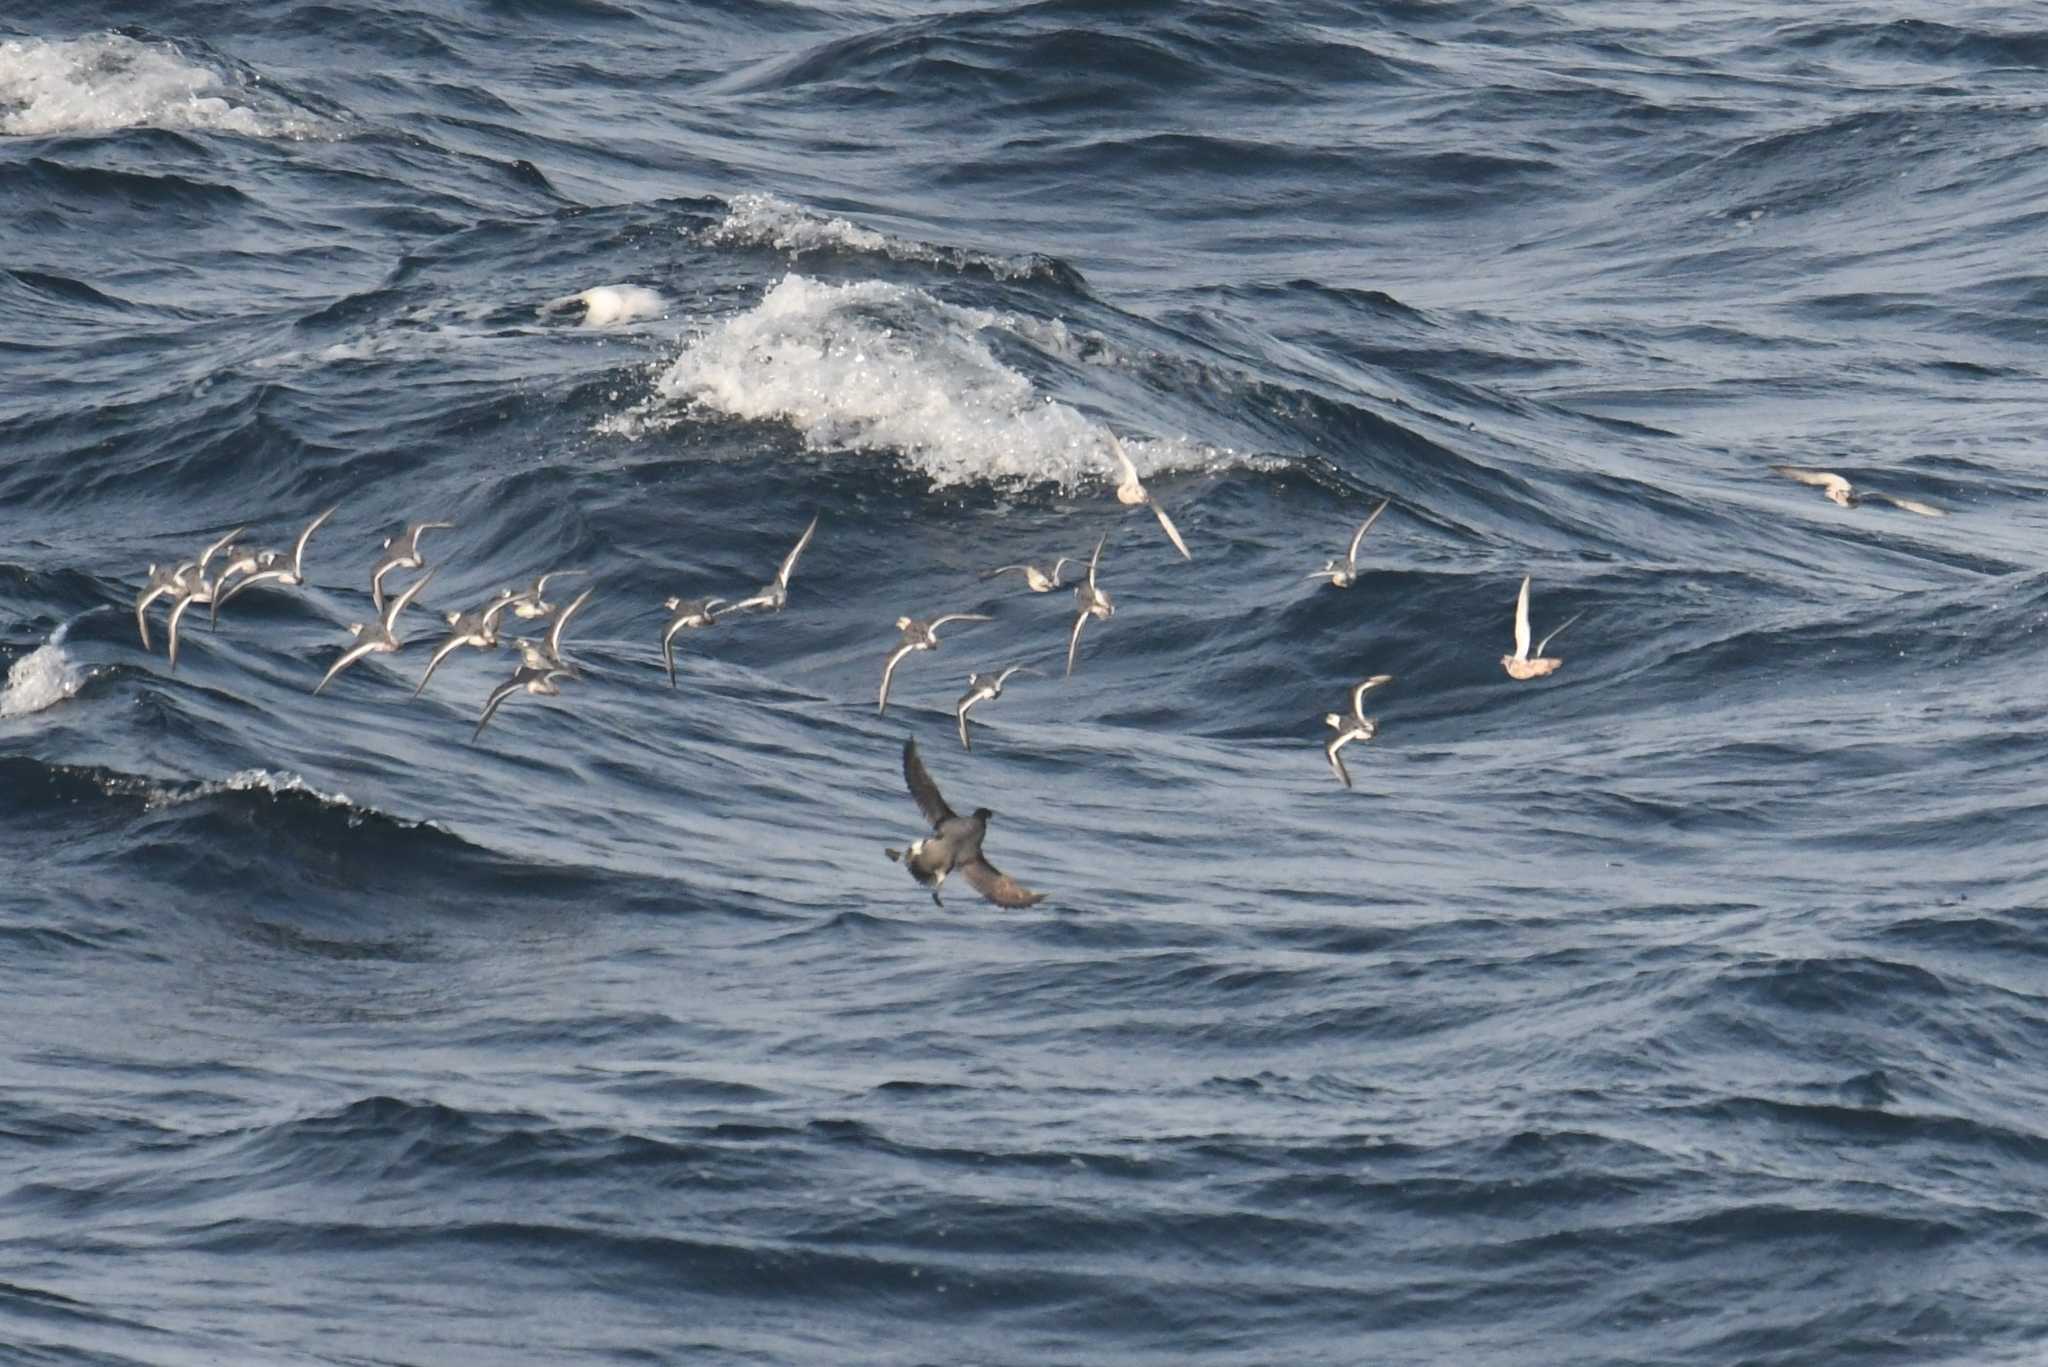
xmin=370 ymin=519 xmax=454 ymax=615
xmin=728 ymin=513 xmax=819 ymax=614
xmin=1769 ymin=466 xmax=1945 ymax=517
xmin=314 ymin=568 xmax=436 ymax=695
xmin=1065 ymin=531 xmax=1115 ymax=677
xmin=1107 ymin=433 xmax=1191 ymax=560
xmin=1305 ymin=499 xmax=1390 ymax=588
xmin=982 ymin=559 xmax=1075 ymax=593
xmin=885 ymin=737 xmax=1045 ymax=908
xmin=659 ymin=596 xmax=725 ymax=688
xmin=956 ymin=664 xmax=1039 ymax=751
xmin=878 ymin=612 xmax=992 ymax=715
xmin=211 ymin=505 xmax=338 ymax=621
xmin=1323 ymin=674 xmax=1392 ymax=789
xmin=1500 ymin=575 xmax=1580 ymax=681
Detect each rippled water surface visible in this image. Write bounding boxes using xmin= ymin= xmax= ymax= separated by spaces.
xmin=6 ymin=4 xmax=2048 ymax=1363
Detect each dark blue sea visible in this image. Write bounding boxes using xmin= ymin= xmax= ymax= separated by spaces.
xmin=5 ymin=3 xmax=2048 ymax=1363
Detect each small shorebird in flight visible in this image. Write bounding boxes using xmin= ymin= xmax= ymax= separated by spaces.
xmin=370 ymin=519 xmax=454 ymax=615
xmin=1770 ymin=466 xmax=1945 ymax=517
xmin=504 ymin=569 xmax=587 ymax=621
xmin=135 ymin=562 xmax=198 ymax=652
xmin=1107 ymin=433 xmax=1191 ymax=560
xmin=1305 ymin=499 xmax=1390 ymax=589
xmin=413 ymin=590 xmax=522 ymax=697
xmin=210 ymin=505 xmax=337 ymax=622
xmin=1324 ymin=674 xmax=1392 ymax=789
xmin=525 ymin=586 xmax=594 ymax=671
xmin=885 ymin=737 xmax=1045 ymax=908
xmin=981 ymin=559 xmax=1075 ymax=593
xmin=659 ymin=596 xmax=725 ymax=687
xmin=1065 ymin=531 xmax=1114 ymax=677
xmin=473 ymin=662 xmax=575 ymax=741
xmin=729 ymin=513 xmax=819 ymax=614
xmin=211 ymin=506 xmax=335 ymax=627
xmin=878 ymin=611 xmax=992 ymax=715
xmin=160 ymin=527 xmax=245 ymax=671
xmin=314 ymin=567 xmax=436 ymax=695
xmin=1500 ymin=575 xmax=1580 ymax=681
xmin=955 ymin=664 xmax=1038 ymax=751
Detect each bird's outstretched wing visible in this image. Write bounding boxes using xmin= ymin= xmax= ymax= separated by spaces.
xmin=960 ymin=855 xmax=1045 ymax=908
xmin=414 ymin=635 xmax=466 ymax=698
xmin=878 ymin=642 xmax=917 ymax=715
xmin=1347 ymin=499 xmax=1387 ymax=564
xmin=1771 ymin=465 xmax=1851 ymax=497
xmin=1349 ymin=674 xmax=1392 ymax=725
xmin=1065 ymin=610 xmax=1091 ymax=677
xmin=1151 ymin=501 xmax=1192 ymax=561
xmin=1871 ymin=492 xmax=1946 ymax=518
xmin=1512 ymin=575 xmax=1533 ymax=661
xmin=1535 ymin=611 xmax=1583 ymax=659
xmin=777 ymin=513 xmax=820 ymax=590
xmin=901 ymin=737 xmax=955 ymax=828
xmin=1325 ymin=734 xmax=1353 ymax=789
xmin=292 ymin=505 xmax=338 ymax=574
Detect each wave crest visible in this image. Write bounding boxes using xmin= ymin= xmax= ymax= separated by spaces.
xmin=0 ymin=33 xmax=311 ymax=139
xmin=616 ymin=273 xmax=1215 ymax=489
xmin=704 ymin=192 xmax=1083 ymax=288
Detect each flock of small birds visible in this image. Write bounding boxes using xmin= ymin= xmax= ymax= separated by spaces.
xmin=125 ymin=454 xmax=1946 ymax=909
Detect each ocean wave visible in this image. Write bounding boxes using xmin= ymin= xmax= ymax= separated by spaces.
xmin=0 ymin=32 xmax=316 ymax=140
xmin=704 ymin=191 xmax=1084 ymax=288
xmin=609 ymin=272 xmax=1227 ymax=489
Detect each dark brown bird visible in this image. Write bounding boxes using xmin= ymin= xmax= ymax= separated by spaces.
xmin=885 ymin=737 xmax=1045 ymax=909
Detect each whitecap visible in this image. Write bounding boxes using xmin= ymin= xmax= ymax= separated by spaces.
xmin=0 ymin=33 xmax=309 ymax=139
xmin=704 ymin=193 xmax=1070 ymax=284
xmin=0 ymin=622 xmax=85 ymax=719
xmin=624 ymin=272 xmax=1219 ymax=490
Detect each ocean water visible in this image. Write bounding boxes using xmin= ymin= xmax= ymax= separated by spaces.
xmin=4 ymin=4 xmax=2048 ymax=1363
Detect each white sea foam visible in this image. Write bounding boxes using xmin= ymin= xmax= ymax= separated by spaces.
xmin=705 ymin=193 xmax=1066 ymax=283
xmin=540 ymin=284 xmax=668 ymax=327
xmin=0 ymin=33 xmax=307 ymax=139
xmin=136 ymin=768 xmax=357 ymax=813
xmin=0 ymin=622 xmax=85 ymax=719
xmin=622 ymin=272 xmax=1215 ymax=489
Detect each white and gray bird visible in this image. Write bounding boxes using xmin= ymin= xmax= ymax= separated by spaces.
xmin=370 ymin=519 xmax=454 ymax=615
xmin=1324 ymin=674 xmax=1393 ymax=789
xmin=472 ymin=663 xmax=575 ymax=742
xmin=981 ymin=559 xmax=1075 ymax=593
xmin=659 ymin=596 xmax=725 ymax=688
xmin=524 ymin=585 xmax=594 ymax=671
xmin=210 ymin=505 xmax=338 ymax=621
xmin=956 ymin=664 xmax=1039 ymax=751
xmin=1500 ymin=575 xmax=1580 ymax=682
xmin=728 ymin=513 xmax=819 ymax=614
xmin=1769 ymin=466 xmax=1945 ymax=517
xmin=878 ymin=611 xmax=992 ymax=715
xmin=1108 ymin=433 xmax=1191 ymax=560
xmin=504 ymin=568 xmax=587 ymax=621
xmin=134 ymin=562 xmax=198 ymax=651
xmin=413 ymin=590 xmax=523 ymax=698
xmin=1305 ymin=499 xmax=1390 ymax=588
xmin=885 ymin=737 xmax=1045 ymax=908
xmin=161 ymin=527 xmax=244 ymax=672
xmin=314 ymin=567 xmax=436 ymax=695
xmin=1065 ymin=531 xmax=1115 ymax=678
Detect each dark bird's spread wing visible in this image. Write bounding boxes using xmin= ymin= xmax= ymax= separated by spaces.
xmin=960 ymin=854 xmax=1044 ymax=908
xmin=901 ymin=737 xmax=955 ymax=828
